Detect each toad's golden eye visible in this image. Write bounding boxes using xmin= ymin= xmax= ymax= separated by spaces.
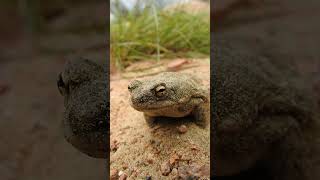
xmin=155 ymin=85 xmax=166 ymax=97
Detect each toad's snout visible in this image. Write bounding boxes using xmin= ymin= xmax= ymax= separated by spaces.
xmin=130 ymin=93 xmax=150 ymax=109
xmin=128 ymin=80 xmax=142 ymax=92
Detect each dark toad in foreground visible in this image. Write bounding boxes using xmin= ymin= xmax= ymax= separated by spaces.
xmin=212 ymin=38 xmax=319 ymax=179
xmin=57 ymin=58 xmax=108 ymax=158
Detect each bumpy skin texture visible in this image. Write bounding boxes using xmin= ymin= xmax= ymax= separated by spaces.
xmin=128 ymin=72 xmax=209 ymax=127
xmin=57 ymin=58 xmax=108 ymax=158
xmin=212 ymin=39 xmax=319 ymax=179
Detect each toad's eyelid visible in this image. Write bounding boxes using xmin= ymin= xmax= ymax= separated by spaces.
xmin=151 ymin=83 xmax=166 ymax=90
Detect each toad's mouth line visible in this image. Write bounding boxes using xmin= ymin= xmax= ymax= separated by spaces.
xmin=133 ymin=104 xmax=175 ymax=111
xmin=130 ymin=97 xmax=196 ymax=111
xmin=131 ymin=101 xmax=185 ymax=111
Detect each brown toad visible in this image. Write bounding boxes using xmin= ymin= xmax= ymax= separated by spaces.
xmin=128 ymin=72 xmax=209 ymax=127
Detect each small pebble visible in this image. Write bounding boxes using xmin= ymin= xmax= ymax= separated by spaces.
xmin=122 ymin=163 xmax=128 ymax=170
xmin=119 ymin=173 xmax=128 ymax=180
xmin=169 ymin=153 xmax=180 ymax=166
xmin=147 ymin=158 xmax=154 ymax=164
xmin=177 ymin=125 xmax=188 ymax=134
xmin=160 ymin=161 xmax=172 ymax=176
xmin=191 ymin=145 xmax=199 ymax=151
xmin=149 ymin=139 xmax=156 ymax=144
xmin=167 ymin=59 xmax=189 ymax=71
xmin=131 ymin=138 xmax=138 ymax=144
xmin=171 ymin=168 xmax=178 ymax=176
xmin=146 ymin=154 xmax=154 ymax=164
xmin=111 ymin=140 xmax=119 ymax=152
xmin=150 ymin=139 xmax=161 ymax=146
xmin=131 ymin=172 xmax=138 ymax=177
xmin=118 ymin=170 xmax=124 ymax=176
xmin=110 ymin=169 xmax=118 ymax=180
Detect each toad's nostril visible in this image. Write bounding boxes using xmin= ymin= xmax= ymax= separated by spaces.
xmin=138 ymin=96 xmax=148 ymax=103
xmin=128 ymin=80 xmax=142 ymax=92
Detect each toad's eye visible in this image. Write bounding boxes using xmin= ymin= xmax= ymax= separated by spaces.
xmin=155 ymin=85 xmax=166 ymax=97
xmin=57 ymin=73 xmax=69 ymax=96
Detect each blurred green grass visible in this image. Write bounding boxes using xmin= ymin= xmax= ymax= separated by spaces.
xmin=111 ymin=4 xmax=210 ymax=70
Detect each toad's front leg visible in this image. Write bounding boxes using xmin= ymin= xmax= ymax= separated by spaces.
xmin=192 ymin=104 xmax=209 ymax=128
xmin=144 ymin=113 xmax=156 ymax=127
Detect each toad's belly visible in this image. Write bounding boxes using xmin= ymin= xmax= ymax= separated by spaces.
xmin=144 ymin=105 xmax=193 ymax=117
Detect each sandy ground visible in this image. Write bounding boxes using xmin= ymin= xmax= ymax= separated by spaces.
xmin=110 ymin=59 xmax=210 ymax=179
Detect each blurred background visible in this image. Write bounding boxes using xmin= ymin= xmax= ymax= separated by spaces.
xmin=110 ymin=0 xmax=210 ymax=74
xmin=0 ymin=0 xmax=107 ymax=180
